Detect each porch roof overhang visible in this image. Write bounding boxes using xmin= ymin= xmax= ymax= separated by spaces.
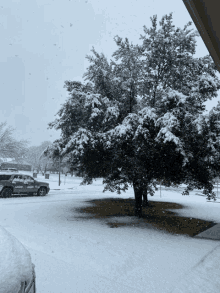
xmin=182 ymin=0 xmax=220 ymax=73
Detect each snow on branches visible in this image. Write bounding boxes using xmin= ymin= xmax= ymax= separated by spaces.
xmin=42 ymin=141 xmax=62 ymax=159
xmin=193 ymin=114 xmax=209 ymax=134
xmin=62 ymin=128 xmax=94 ymax=157
xmin=138 ymin=106 xmax=157 ymax=122
xmin=84 ymin=94 xmax=101 ymax=108
xmin=102 ymin=105 xmax=120 ymax=124
xmin=161 ymin=89 xmax=187 ymax=106
xmin=156 ymin=112 xmax=180 ymax=143
xmin=199 ymin=73 xmax=220 ymax=94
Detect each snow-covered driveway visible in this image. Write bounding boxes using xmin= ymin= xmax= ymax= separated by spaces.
xmin=0 ymin=174 xmax=219 ymax=292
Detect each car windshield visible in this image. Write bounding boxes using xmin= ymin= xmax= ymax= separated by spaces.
xmin=0 ymin=175 xmax=12 ymax=181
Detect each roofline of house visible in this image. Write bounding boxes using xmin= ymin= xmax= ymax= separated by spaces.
xmin=182 ymin=0 xmax=220 ymax=73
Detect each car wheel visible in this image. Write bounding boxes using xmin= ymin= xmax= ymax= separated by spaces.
xmin=37 ymin=187 xmax=47 ymax=196
xmin=1 ymin=188 xmax=12 ymax=198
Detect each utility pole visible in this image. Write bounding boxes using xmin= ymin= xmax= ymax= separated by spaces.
xmin=59 ymin=156 xmax=61 ymax=186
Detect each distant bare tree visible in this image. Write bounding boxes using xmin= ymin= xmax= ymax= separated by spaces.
xmin=0 ymin=122 xmax=29 ymax=161
xmin=25 ymin=141 xmax=52 ymax=172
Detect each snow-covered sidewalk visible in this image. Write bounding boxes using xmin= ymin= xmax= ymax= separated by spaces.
xmin=171 ymin=244 xmax=220 ymax=293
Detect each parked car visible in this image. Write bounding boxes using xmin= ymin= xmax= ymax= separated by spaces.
xmin=0 ymin=173 xmax=50 ymax=197
xmin=0 ymin=225 xmax=36 ymax=293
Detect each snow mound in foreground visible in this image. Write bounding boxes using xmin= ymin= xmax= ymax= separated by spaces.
xmin=171 ymin=244 xmax=220 ymax=293
xmin=0 ymin=226 xmax=33 ymax=293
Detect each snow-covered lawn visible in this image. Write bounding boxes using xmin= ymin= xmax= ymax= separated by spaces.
xmin=0 ymin=172 xmax=220 ymax=292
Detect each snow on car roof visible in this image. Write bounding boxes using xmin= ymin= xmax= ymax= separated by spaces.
xmin=0 ymin=225 xmax=33 ymax=293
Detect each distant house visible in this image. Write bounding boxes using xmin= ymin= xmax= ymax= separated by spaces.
xmin=0 ymin=159 xmax=32 ymax=171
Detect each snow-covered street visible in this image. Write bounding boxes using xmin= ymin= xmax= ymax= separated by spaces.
xmin=0 ymin=173 xmax=220 ymax=292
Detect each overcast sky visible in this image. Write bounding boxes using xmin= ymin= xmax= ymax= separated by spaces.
xmin=1 ymin=0 xmax=220 ymax=147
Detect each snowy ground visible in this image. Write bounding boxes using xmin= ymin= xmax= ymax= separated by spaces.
xmin=0 ymin=172 xmax=220 ymax=292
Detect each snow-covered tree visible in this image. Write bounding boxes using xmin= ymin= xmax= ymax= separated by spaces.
xmin=48 ymin=13 xmax=220 ymax=217
xmin=138 ymin=13 xmax=220 ymax=115
xmin=41 ymin=139 xmax=74 ymax=174
xmin=83 ymin=44 xmax=142 ymax=122
xmin=0 ymin=122 xmax=28 ymax=162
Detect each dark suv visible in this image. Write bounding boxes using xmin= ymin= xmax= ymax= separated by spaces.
xmin=0 ymin=173 xmax=50 ymax=197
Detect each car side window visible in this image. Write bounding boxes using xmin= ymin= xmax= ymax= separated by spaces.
xmin=13 ymin=175 xmax=23 ymax=182
xmin=28 ymin=176 xmax=34 ymax=182
xmin=13 ymin=175 xmax=19 ymax=182
xmin=24 ymin=176 xmax=34 ymax=183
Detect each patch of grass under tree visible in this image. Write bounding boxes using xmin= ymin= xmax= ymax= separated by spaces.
xmin=74 ymin=198 xmax=216 ymax=237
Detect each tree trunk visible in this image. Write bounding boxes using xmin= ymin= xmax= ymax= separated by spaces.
xmin=133 ymin=181 xmax=143 ymax=218
xmin=142 ymin=188 xmax=149 ymax=207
